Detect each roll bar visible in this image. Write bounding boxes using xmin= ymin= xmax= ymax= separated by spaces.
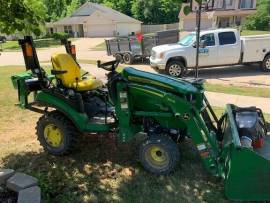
xmin=18 ymin=36 xmax=45 ymax=80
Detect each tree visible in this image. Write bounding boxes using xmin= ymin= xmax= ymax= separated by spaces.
xmin=131 ymin=0 xmax=182 ymax=24
xmin=104 ymin=0 xmax=133 ymax=16
xmin=23 ymin=0 xmax=47 ymax=35
xmin=0 ymin=0 xmax=46 ymax=35
xmin=244 ymin=0 xmax=270 ymax=30
xmin=67 ymin=0 xmax=81 ymax=16
xmin=43 ymin=0 xmax=68 ymax=22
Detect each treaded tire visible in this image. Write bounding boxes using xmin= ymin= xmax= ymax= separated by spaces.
xmin=261 ymin=54 xmax=270 ymax=72
xmin=123 ymin=53 xmax=134 ymax=65
xmin=115 ymin=54 xmax=123 ymax=64
xmin=166 ymin=60 xmax=185 ymax=77
xmin=139 ymin=135 xmax=180 ymax=175
xmin=36 ymin=111 xmax=79 ymax=156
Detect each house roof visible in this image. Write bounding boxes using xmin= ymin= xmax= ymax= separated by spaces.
xmin=53 ymin=2 xmax=142 ymax=25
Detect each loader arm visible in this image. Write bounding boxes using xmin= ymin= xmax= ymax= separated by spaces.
xmin=125 ymin=82 xmax=221 ymax=175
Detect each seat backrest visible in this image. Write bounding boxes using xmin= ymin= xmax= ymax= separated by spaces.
xmin=51 ymin=53 xmax=81 ymax=87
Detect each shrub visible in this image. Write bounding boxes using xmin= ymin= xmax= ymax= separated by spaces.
xmin=52 ymin=32 xmax=69 ymax=41
xmin=244 ymin=0 xmax=270 ymax=31
xmin=244 ymin=12 xmax=270 ymax=31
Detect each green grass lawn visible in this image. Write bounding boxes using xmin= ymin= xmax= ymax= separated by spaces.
xmin=1 ymin=38 xmax=77 ymax=51
xmin=1 ymin=40 xmax=19 ymax=50
xmin=0 ymin=65 xmax=226 ymax=202
xmin=241 ymin=30 xmax=270 ymax=36
xmin=91 ymin=41 xmax=106 ymax=51
xmin=205 ymin=83 xmax=270 ymax=98
xmin=1 ymin=66 xmax=269 ymax=202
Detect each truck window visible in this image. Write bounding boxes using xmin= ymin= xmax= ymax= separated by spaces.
xmin=178 ymin=33 xmax=196 ymax=46
xmin=200 ymin=34 xmax=215 ymax=46
xmin=218 ymin=32 xmax=236 ymax=45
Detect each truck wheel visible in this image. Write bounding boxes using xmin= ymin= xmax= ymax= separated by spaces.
xmin=262 ymin=55 xmax=270 ymax=72
xmin=115 ymin=54 xmax=123 ymax=63
xmin=36 ymin=111 xmax=79 ymax=156
xmin=166 ymin=61 xmax=185 ymax=77
xmin=139 ymin=135 xmax=180 ymax=175
xmin=123 ymin=53 xmax=133 ymax=64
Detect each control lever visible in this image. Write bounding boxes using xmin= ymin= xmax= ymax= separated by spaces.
xmin=81 ymin=72 xmax=89 ymax=78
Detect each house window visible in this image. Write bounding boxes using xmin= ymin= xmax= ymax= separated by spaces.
xmin=240 ymin=0 xmax=253 ymax=9
xmin=64 ymin=25 xmax=73 ymax=36
xmin=218 ymin=17 xmax=231 ymax=28
xmin=225 ymin=0 xmax=233 ymax=6
xmin=218 ymin=32 xmax=236 ymax=45
xmin=221 ymin=0 xmax=233 ymax=9
xmin=235 ymin=16 xmax=242 ymax=26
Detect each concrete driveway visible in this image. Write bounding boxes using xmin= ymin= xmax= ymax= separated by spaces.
xmin=0 ymin=38 xmax=113 ymax=66
xmin=186 ymin=64 xmax=270 ymax=88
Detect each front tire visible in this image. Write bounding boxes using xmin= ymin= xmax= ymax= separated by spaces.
xmin=261 ymin=54 xmax=270 ymax=72
xmin=36 ymin=111 xmax=79 ymax=156
xmin=139 ymin=135 xmax=180 ymax=175
xmin=166 ymin=60 xmax=185 ymax=77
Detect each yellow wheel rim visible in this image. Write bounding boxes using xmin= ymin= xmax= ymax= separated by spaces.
xmin=44 ymin=124 xmax=63 ymax=148
xmin=149 ymin=146 xmax=167 ymax=163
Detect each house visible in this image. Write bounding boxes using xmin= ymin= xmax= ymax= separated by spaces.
xmin=179 ymin=0 xmax=257 ymax=31
xmin=46 ymin=2 xmax=142 ymax=37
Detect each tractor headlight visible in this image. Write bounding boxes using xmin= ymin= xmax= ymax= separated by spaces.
xmin=235 ymin=111 xmax=258 ymax=129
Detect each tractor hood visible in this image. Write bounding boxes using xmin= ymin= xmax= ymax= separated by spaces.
xmin=122 ymin=67 xmax=204 ymax=95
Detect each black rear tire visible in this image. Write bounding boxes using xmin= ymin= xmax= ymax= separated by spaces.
xmin=139 ymin=135 xmax=180 ymax=175
xmin=115 ymin=54 xmax=123 ymax=64
xmin=36 ymin=111 xmax=79 ymax=156
xmin=166 ymin=60 xmax=185 ymax=77
xmin=123 ymin=53 xmax=134 ymax=65
xmin=261 ymin=54 xmax=270 ymax=72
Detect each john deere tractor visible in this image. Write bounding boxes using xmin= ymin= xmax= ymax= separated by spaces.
xmin=11 ymin=36 xmax=270 ymax=201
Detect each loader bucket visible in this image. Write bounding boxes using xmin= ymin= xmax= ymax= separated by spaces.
xmin=221 ymin=104 xmax=270 ymax=201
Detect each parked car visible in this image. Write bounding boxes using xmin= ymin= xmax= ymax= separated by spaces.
xmin=0 ymin=36 xmax=7 ymax=43
xmin=105 ymin=29 xmax=179 ymax=64
xmin=150 ymin=28 xmax=270 ymax=77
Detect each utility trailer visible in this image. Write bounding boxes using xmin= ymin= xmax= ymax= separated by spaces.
xmin=105 ymin=29 xmax=179 ymax=64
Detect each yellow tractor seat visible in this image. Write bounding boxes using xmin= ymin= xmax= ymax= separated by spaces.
xmin=51 ymin=53 xmax=103 ymax=91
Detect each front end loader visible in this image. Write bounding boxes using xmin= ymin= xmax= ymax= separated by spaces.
xmin=11 ymin=36 xmax=270 ymax=201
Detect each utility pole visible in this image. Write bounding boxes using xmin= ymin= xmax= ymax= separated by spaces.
xmin=195 ymin=3 xmax=202 ymax=78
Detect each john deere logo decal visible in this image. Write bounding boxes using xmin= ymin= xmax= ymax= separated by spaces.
xmin=183 ymin=113 xmax=190 ymax=120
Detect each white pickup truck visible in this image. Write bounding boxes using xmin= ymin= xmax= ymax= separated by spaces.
xmin=150 ymin=28 xmax=270 ymax=77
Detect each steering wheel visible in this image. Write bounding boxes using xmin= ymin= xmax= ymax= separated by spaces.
xmin=97 ymin=60 xmax=119 ymax=72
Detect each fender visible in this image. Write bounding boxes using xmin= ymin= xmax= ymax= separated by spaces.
xmin=35 ymin=91 xmax=88 ymax=131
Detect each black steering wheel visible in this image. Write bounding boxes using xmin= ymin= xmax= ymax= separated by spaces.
xmin=97 ymin=60 xmax=119 ymax=72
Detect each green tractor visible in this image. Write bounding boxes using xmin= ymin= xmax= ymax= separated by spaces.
xmin=11 ymin=36 xmax=270 ymax=201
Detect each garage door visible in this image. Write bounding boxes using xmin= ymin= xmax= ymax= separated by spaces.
xmin=116 ymin=23 xmax=141 ymax=36
xmin=86 ymin=24 xmax=115 ymax=37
